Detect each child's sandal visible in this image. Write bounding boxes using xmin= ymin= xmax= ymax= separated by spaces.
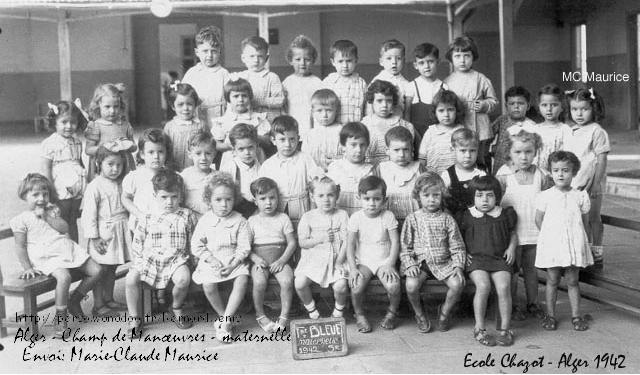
xmin=414 ymin=314 xmax=431 ymax=333
xmin=172 ymin=306 xmax=193 ymax=329
xmin=256 ymin=315 xmax=275 ymax=333
xmin=91 ymin=305 xmax=114 ymax=318
xmin=380 ymin=309 xmax=399 ymax=330
xmin=273 ymin=316 xmax=289 ymax=333
xmin=473 ymin=328 xmax=496 ymax=347
xmin=436 ymin=304 xmax=451 ymax=332
xmin=571 ymin=316 xmax=589 ymax=331
xmin=306 ymin=307 xmax=320 ymax=320
xmin=104 ymin=300 xmax=127 ymax=311
xmin=496 ymin=329 xmax=515 ymax=346
xmin=354 ymin=314 xmax=372 ymax=333
xmin=541 ymin=314 xmax=557 ymax=331
xmin=331 ymin=306 xmax=345 ymax=318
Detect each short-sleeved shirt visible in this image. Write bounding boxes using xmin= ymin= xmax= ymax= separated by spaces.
xmin=323 ymin=72 xmax=367 ymax=124
xmin=248 ymin=212 xmax=294 ymax=245
xmin=41 ymin=133 xmax=85 ymax=200
xmin=348 ymin=210 xmax=398 ymax=245
xmin=419 ymin=124 xmax=464 ymax=174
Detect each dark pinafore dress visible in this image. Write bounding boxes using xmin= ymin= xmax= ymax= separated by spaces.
xmin=409 ymin=81 xmax=440 ymax=138
xmin=445 ymin=165 xmax=475 ymax=218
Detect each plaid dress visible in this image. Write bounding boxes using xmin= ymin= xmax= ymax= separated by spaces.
xmin=131 ymin=208 xmax=196 ymax=288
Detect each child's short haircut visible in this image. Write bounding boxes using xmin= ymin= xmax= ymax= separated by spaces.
xmin=537 ymin=83 xmax=566 ymax=122
xmin=308 ymin=175 xmax=340 ymax=196
xmin=188 ymin=131 xmax=217 ymax=150
xmin=136 ymin=128 xmax=173 ymax=165
xmin=548 ymin=150 xmax=581 ymax=174
xmin=271 ymin=115 xmax=299 ymax=136
xmin=203 ymin=171 xmax=240 ymax=204
xmin=385 ymin=126 xmax=413 ymax=147
xmin=228 ymin=123 xmax=258 ymax=147
xmin=565 ymin=87 xmax=606 ymax=122
xmin=46 ymin=100 xmax=88 ymax=132
xmin=339 ymin=122 xmax=370 ymax=146
xmin=224 ymin=77 xmax=254 ymax=102
xmin=413 ymin=42 xmax=439 ymax=60
xmin=88 ymin=83 xmax=126 ymax=122
xmin=241 ymin=35 xmax=269 ymax=53
xmin=504 ymin=86 xmax=531 ymax=103
xmin=95 ymin=145 xmax=128 ymax=180
xmin=380 ymin=39 xmax=405 ymax=57
xmin=451 ymin=128 xmax=479 ymax=148
xmin=433 ymin=89 xmax=465 ymax=123
xmin=311 ymin=89 xmax=340 ymax=117
xmin=469 ymin=175 xmax=503 ymax=204
xmin=506 ymin=129 xmax=542 ymax=155
xmin=152 ymin=169 xmax=184 ymax=194
xmin=195 ymin=25 xmax=223 ymax=49
xmin=366 ymin=80 xmax=398 ymax=105
xmin=18 ymin=172 xmax=57 ymax=202
xmin=330 ymin=40 xmax=358 ymax=60
xmin=287 ymin=35 xmax=318 ymax=63
xmin=358 ymin=175 xmax=387 ymax=197
xmin=445 ymin=35 xmax=479 ymax=62
xmin=412 ymin=172 xmax=446 ymax=206
xmin=250 ymin=177 xmax=279 ymax=197
xmin=167 ymin=82 xmax=200 ymax=106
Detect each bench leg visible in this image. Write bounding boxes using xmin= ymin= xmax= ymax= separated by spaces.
xmin=23 ymin=292 xmax=38 ymax=336
xmin=0 ymin=294 xmax=7 ymax=338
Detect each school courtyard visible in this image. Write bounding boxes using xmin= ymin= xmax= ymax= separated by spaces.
xmin=0 ymin=124 xmax=639 ymax=372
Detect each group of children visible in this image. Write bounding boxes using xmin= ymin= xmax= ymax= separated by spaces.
xmin=10 ymin=27 xmax=610 ymax=348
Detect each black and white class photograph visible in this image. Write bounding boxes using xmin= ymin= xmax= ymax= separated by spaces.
xmin=0 ymin=0 xmax=639 ymax=373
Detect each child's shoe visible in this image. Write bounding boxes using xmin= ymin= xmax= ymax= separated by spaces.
xmin=436 ymin=304 xmax=451 ymax=332
xmin=473 ymin=328 xmax=496 ymax=346
xmin=496 ymin=329 xmax=514 ymax=346
xmin=273 ymin=316 xmax=289 ymax=333
xmin=256 ymin=315 xmax=275 ymax=333
xmin=331 ymin=306 xmax=345 ymax=318
xmin=380 ymin=309 xmax=399 ymax=330
xmin=53 ymin=310 xmax=67 ymax=338
xmin=355 ymin=314 xmax=372 ymax=333
xmin=68 ymin=291 xmax=87 ymax=319
xmin=414 ymin=314 xmax=431 ymax=333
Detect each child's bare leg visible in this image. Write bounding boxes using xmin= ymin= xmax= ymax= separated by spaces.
xmin=405 ymin=271 xmax=429 ymax=316
xmin=491 ymin=271 xmax=512 ymax=330
xmin=510 ymin=246 xmax=522 ymax=303
xmin=273 ymin=265 xmax=294 ymax=318
xmin=351 ymin=265 xmax=374 ymax=316
xmin=203 ymin=283 xmax=225 ymax=316
xmin=295 ymin=275 xmax=313 ymax=305
xmin=331 ymin=278 xmax=349 ymax=317
xmin=125 ymin=269 xmax=142 ymax=317
xmin=469 ymin=270 xmax=491 ymax=330
xmin=520 ymin=245 xmax=539 ymax=305
xmin=224 ymin=275 xmax=249 ymax=317
xmin=76 ymin=259 xmax=103 ymax=296
xmin=545 ymin=268 xmax=562 ymax=317
xmin=589 ymin=195 xmax=603 ymax=246
xmin=251 ymin=267 xmax=270 ymax=319
xmin=170 ymin=265 xmax=191 ymax=309
xmin=377 ymin=268 xmax=401 ymax=313
xmin=564 ymin=267 xmax=581 ymax=317
xmin=102 ymin=265 xmax=118 ymax=302
xmin=51 ymin=268 xmax=72 ymax=307
xmin=442 ymin=273 xmax=464 ymax=318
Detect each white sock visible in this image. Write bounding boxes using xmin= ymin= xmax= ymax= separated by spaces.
xmin=332 ymin=303 xmax=345 ymax=318
xmin=304 ymin=301 xmax=320 ymax=319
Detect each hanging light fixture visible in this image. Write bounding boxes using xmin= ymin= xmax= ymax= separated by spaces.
xmin=150 ymin=0 xmax=172 ymax=18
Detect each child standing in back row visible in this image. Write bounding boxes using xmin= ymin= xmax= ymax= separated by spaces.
xmin=182 ymin=26 xmax=230 ymax=127
xmin=533 ymin=84 xmax=571 ymax=173
xmin=239 ymin=36 xmax=285 ymax=123
xmin=444 ymin=36 xmax=498 ymax=173
xmin=323 ymin=40 xmax=368 ymax=124
xmin=370 ymin=39 xmax=411 ymax=120
xmin=408 ymin=42 xmax=447 ymax=137
xmin=283 ymin=35 xmax=324 ymax=137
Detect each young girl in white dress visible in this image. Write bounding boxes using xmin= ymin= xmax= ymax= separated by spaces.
xmin=535 ymin=151 xmax=592 ymax=331
xmin=191 ymin=172 xmax=250 ymax=342
xmin=301 ymin=89 xmax=343 ymax=171
xmin=295 ymin=176 xmax=350 ymax=319
xmin=10 ymin=174 xmax=102 ymax=336
xmin=81 ymin=143 xmax=132 ymax=316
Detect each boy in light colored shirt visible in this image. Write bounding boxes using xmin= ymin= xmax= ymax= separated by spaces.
xmin=238 ymin=36 xmax=285 ymax=123
xmin=369 ymin=39 xmax=411 ymax=120
xmin=322 ymin=40 xmax=368 ymax=124
xmin=182 ymin=25 xmax=230 ymax=128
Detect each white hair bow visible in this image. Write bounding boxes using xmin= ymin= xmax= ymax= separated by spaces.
xmin=47 ymin=102 xmax=59 ymax=115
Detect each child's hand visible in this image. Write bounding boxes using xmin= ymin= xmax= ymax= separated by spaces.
xmin=379 ymin=264 xmax=399 ymax=283
xmin=350 ymin=269 xmax=363 ymax=289
xmin=204 ymin=255 xmax=224 ymax=270
xmin=326 ymin=229 xmax=335 ymax=243
xmin=472 ymin=100 xmax=483 ymax=112
xmin=220 ymin=259 xmax=239 ymax=277
xmin=453 ymin=267 xmax=466 ymax=286
xmin=405 ymin=265 xmax=420 ymax=278
xmin=91 ymin=238 xmax=108 ymax=255
xmin=589 ymin=184 xmax=601 ymax=198
xmin=20 ymin=268 xmax=43 ymax=280
xmin=269 ymin=258 xmax=287 ymax=274
xmin=504 ymin=247 xmax=515 ymax=266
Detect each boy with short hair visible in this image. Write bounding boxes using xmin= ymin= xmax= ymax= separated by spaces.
xmin=180 ymin=131 xmax=217 ymax=218
xmin=323 ymin=40 xmax=368 ymax=124
xmin=370 ymin=39 xmax=411 ymax=120
xmin=407 ymin=43 xmax=447 ymax=137
xmin=238 ymin=36 xmax=285 ymax=123
xmin=259 ymin=115 xmax=323 ymax=226
xmin=441 ymin=128 xmax=486 ymax=218
xmin=182 ymin=25 xmax=230 ymax=127
xmin=219 ymin=123 xmax=262 ymax=218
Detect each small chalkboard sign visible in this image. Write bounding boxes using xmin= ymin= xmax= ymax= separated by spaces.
xmin=291 ymin=317 xmax=348 ymax=360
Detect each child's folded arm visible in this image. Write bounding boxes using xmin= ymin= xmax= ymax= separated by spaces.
xmin=262 ymin=75 xmax=285 ymax=108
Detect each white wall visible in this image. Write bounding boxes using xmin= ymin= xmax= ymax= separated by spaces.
xmin=158 ymin=23 xmax=197 ymax=74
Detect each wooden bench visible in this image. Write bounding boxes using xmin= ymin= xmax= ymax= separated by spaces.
xmin=0 ymin=228 xmax=127 ymax=337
